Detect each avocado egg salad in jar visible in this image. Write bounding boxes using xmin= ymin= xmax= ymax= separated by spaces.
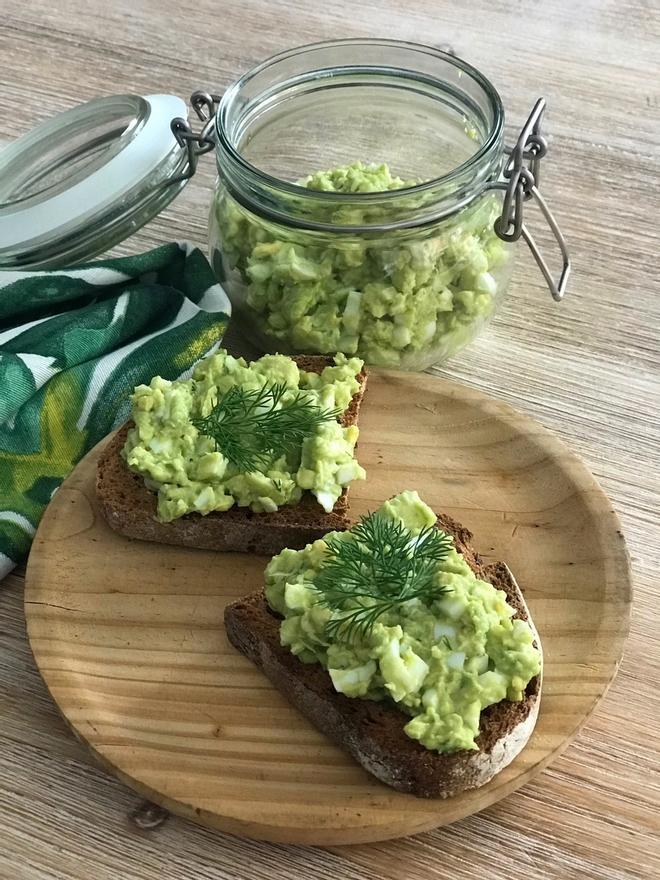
xmin=122 ymin=350 xmax=366 ymax=521
xmin=212 ymin=162 xmax=510 ymax=370
xmin=207 ymin=40 xmax=531 ymax=371
xmin=264 ymin=491 xmax=541 ymax=753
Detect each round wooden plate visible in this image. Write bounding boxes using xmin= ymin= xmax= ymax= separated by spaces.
xmin=24 ymin=371 xmax=631 ymax=845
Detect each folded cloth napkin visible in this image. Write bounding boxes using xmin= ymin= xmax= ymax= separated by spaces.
xmin=0 ymin=242 xmax=230 ymax=580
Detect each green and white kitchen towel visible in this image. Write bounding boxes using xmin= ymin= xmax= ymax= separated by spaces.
xmin=0 ymin=242 xmax=230 ymax=580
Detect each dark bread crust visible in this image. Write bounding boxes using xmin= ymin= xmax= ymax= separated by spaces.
xmin=224 ymin=513 xmax=542 ymax=798
xmin=96 ymin=356 xmax=368 ymax=556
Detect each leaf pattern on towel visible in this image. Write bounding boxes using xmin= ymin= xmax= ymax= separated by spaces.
xmin=0 ymin=243 xmax=230 ymax=578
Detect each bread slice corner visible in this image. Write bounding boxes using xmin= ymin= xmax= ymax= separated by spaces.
xmin=96 ymin=356 xmax=368 ymax=556
xmin=224 ymin=512 xmax=542 ymax=798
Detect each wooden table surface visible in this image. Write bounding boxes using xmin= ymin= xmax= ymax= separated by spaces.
xmin=1 ymin=1 xmax=658 ymax=878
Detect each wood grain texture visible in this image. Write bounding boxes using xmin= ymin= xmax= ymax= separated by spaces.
xmin=24 ymin=373 xmax=631 ymax=844
xmin=1 ymin=0 xmax=659 ymax=875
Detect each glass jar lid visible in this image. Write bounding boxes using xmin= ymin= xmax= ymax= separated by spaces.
xmin=0 ymin=93 xmax=189 ymax=269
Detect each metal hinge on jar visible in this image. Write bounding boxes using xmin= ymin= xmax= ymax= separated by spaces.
xmin=170 ymin=91 xmax=221 ymax=182
xmin=493 ymin=99 xmax=571 ymax=301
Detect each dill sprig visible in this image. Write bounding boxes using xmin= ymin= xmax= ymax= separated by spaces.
xmin=191 ymin=382 xmax=339 ymax=473
xmin=313 ymin=513 xmax=453 ymax=642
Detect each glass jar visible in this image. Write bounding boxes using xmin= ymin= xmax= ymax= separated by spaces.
xmin=207 ymin=40 xmax=566 ymax=370
xmin=0 ymin=39 xmax=569 ymax=371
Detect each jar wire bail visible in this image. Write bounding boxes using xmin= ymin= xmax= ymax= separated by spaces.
xmin=169 ymin=92 xmax=221 ymax=184
xmin=492 ymin=98 xmax=571 ymax=301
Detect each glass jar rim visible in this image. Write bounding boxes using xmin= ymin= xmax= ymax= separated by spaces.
xmin=215 ymin=38 xmax=504 ymax=207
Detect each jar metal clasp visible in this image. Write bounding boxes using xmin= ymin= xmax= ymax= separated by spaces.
xmin=492 ymin=98 xmax=571 ymax=302
xmin=170 ymin=91 xmax=221 ymax=183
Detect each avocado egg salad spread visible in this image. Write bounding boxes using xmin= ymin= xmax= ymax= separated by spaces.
xmin=265 ymin=491 xmax=541 ymax=753
xmin=122 ymin=350 xmax=366 ymax=522
xmin=215 ymin=161 xmax=510 ymax=369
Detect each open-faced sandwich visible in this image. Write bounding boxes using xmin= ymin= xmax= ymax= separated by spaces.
xmin=225 ymin=490 xmax=542 ymax=797
xmin=97 ymin=350 xmax=368 ymax=554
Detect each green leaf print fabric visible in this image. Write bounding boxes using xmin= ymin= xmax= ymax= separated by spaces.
xmin=0 ymin=242 xmax=230 ymax=579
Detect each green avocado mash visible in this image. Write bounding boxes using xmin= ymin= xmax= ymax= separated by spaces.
xmin=122 ymin=350 xmax=366 ymax=522
xmin=213 ymin=161 xmax=511 ymax=369
xmin=265 ymin=491 xmax=541 ymax=753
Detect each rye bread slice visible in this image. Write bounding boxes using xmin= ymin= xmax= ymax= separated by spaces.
xmin=96 ymin=356 xmax=368 ymax=556
xmin=224 ymin=512 xmax=542 ymax=798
